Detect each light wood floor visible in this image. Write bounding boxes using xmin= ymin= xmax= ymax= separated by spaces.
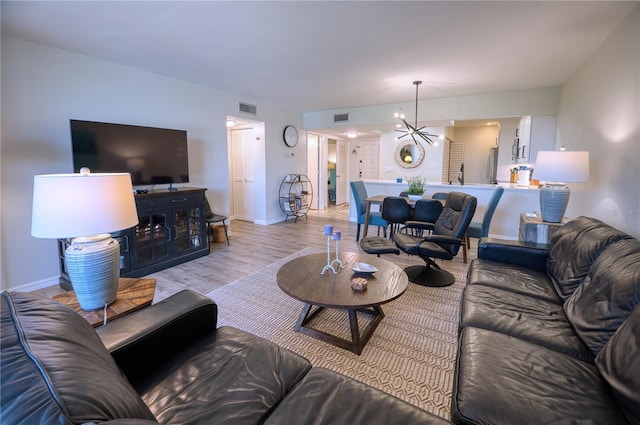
xmin=34 ymin=204 xmax=476 ymax=301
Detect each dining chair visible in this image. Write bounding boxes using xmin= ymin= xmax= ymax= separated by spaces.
xmin=431 ymin=192 xmax=448 ymax=200
xmin=463 ymin=186 xmax=504 ymax=262
xmin=404 ymin=199 xmax=443 ymax=237
xmin=381 ymin=197 xmax=411 ymax=239
xmin=204 ymin=198 xmax=229 ymax=248
xmin=350 ymin=181 xmax=387 ymax=241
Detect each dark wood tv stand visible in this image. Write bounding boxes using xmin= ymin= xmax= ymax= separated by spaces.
xmin=58 ymin=187 xmax=209 ymax=290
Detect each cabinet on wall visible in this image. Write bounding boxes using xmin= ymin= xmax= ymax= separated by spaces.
xmin=279 ymin=174 xmax=313 ymax=222
xmin=58 ymin=187 xmax=208 ymax=290
xmin=511 ymin=115 xmax=556 ymax=164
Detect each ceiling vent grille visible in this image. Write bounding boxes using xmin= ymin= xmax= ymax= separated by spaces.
xmin=239 ymin=102 xmax=257 ymax=115
xmin=334 ymin=113 xmax=349 ymax=122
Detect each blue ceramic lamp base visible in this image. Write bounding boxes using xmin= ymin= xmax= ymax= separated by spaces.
xmin=65 ymin=234 xmax=120 ymax=310
xmin=540 ymin=183 xmax=570 ymax=223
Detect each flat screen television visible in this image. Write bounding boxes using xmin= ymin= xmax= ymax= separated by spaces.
xmin=70 ymin=119 xmax=189 ymax=187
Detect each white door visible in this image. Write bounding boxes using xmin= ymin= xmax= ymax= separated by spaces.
xmin=231 ymin=129 xmax=255 ymax=221
xmin=358 ymin=141 xmax=380 ymax=179
xmin=307 ymin=134 xmax=321 ymax=210
xmin=335 ymin=140 xmax=348 ymax=204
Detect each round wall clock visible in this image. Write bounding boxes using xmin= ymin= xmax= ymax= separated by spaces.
xmin=283 ymin=125 xmax=298 ymax=147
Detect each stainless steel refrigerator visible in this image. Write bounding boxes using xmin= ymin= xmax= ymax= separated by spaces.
xmin=488 ymin=147 xmax=499 ymax=184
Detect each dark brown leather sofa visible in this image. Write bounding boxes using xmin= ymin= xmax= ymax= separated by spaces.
xmin=452 ymin=216 xmax=640 ymax=424
xmin=1 ymin=288 xmax=451 ymax=425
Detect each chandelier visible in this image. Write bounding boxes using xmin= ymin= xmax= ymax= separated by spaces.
xmin=394 ymin=81 xmax=440 ymax=145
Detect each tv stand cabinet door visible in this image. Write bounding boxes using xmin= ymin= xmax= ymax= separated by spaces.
xmin=125 ymin=188 xmax=208 ymax=277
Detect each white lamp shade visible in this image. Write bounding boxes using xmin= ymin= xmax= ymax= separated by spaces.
xmin=534 ymin=151 xmax=590 ymax=183
xmin=32 ymin=172 xmax=139 ymax=238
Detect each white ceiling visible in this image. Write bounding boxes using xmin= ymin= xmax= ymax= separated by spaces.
xmin=2 ymin=1 xmax=637 ymax=124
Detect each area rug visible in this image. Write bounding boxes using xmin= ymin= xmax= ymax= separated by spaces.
xmin=206 ymin=247 xmax=465 ymax=419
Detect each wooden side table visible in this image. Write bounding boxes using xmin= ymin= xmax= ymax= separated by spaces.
xmin=519 ymin=213 xmax=568 ymax=244
xmin=53 ymin=277 xmax=156 ymax=327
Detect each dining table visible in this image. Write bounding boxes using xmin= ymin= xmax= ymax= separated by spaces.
xmin=361 ymin=195 xmax=443 ymax=240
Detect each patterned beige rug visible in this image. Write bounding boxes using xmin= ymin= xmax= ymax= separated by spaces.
xmin=206 ymin=247 xmax=464 ymax=420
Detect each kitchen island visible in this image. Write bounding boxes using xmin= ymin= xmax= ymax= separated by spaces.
xmin=350 ymin=180 xmax=541 ymax=240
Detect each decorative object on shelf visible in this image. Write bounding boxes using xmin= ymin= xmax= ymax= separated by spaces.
xmin=321 ymin=225 xmax=337 ymax=275
xmin=31 ymin=168 xmax=138 ymax=311
xmin=406 ymin=175 xmax=428 ymax=200
xmin=282 ymin=125 xmax=298 ymax=147
xmin=393 ymin=81 xmax=441 ymax=146
xmin=279 ymin=174 xmax=313 ymax=221
xmin=534 ymin=151 xmax=590 ymax=223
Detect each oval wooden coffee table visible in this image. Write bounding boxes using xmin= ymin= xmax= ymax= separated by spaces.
xmin=276 ymin=252 xmax=408 ymax=355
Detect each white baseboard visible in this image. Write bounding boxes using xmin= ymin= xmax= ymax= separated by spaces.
xmin=8 ymin=276 xmax=59 ymax=293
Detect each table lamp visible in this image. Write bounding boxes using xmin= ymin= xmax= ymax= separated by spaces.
xmin=31 ymin=168 xmax=139 ymax=310
xmin=534 ymin=151 xmax=590 ymax=223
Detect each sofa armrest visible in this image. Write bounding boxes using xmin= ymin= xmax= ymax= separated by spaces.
xmin=96 ymin=290 xmax=217 ymax=380
xmin=478 ymin=237 xmax=549 ymax=271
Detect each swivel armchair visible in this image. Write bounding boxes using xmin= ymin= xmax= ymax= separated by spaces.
xmin=393 ymin=192 xmax=477 ymax=287
xmin=350 ymin=181 xmax=387 ymax=241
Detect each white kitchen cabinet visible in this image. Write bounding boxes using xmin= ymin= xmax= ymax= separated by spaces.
xmin=512 ymin=115 xmax=555 ymax=164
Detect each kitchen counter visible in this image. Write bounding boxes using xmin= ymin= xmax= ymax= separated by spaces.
xmin=363 ymin=180 xmax=541 ymax=192
xmin=351 ymin=180 xmax=542 ymax=239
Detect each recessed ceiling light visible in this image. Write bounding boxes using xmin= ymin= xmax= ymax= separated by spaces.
xmin=346 ymin=132 xmax=358 ymax=139
xmin=226 ymin=120 xmax=236 ymax=127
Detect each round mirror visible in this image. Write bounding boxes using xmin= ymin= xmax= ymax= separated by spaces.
xmin=394 ymin=141 xmax=425 ymax=168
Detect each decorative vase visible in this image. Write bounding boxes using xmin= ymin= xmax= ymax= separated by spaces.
xmin=408 ymin=194 xmax=423 ymax=201
xmin=540 ymin=183 xmax=570 ymax=223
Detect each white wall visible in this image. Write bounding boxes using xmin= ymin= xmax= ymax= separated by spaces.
xmin=1 ymin=36 xmax=302 ymax=291
xmin=556 ymin=5 xmax=639 ymax=237
xmin=379 ymin=129 xmax=445 ymax=182
xmin=304 ymin=87 xmax=561 ymax=131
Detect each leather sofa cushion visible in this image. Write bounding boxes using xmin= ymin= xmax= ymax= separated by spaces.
xmin=0 ymin=292 xmax=155 ymax=424
xmin=565 ymin=238 xmax=640 ymax=356
xmin=451 ymin=327 xmax=630 ymax=425
xmin=596 ymin=304 xmax=640 ymax=425
xmin=460 ymin=285 xmax=593 ymax=362
xmin=467 ymin=259 xmax=562 ymax=304
xmin=547 ymin=216 xmax=633 ymax=301
xmin=264 ymin=367 xmax=451 ymax=425
xmin=139 ymin=326 xmax=311 ymax=425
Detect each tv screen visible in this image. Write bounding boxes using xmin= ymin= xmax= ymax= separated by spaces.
xmin=70 ymin=119 xmax=189 ymax=187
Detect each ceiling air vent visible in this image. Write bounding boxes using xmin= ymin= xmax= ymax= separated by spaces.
xmin=239 ymin=102 xmax=257 ymax=115
xmin=334 ymin=113 xmax=349 ymax=123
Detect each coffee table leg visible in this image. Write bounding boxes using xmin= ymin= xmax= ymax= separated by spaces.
xmin=348 ymin=309 xmax=362 ymax=355
xmin=295 ymin=304 xmax=384 ymax=356
xmin=294 ymin=303 xmax=313 ymax=331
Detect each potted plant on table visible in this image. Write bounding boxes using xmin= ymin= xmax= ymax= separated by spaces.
xmin=406 ymin=175 xmax=428 ymax=201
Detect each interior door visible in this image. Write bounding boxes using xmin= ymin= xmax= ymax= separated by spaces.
xmin=357 ymin=141 xmax=380 ymax=179
xmin=335 ymin=140 xmax=348 ymax=204
xmin=231 ymin=129 xmax=255 ymax=221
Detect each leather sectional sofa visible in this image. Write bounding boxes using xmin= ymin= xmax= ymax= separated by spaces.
xmin=1 ymin=288 xmax=450 ymax=425
xmin=452 ymin=216 xmax=639 ymax=424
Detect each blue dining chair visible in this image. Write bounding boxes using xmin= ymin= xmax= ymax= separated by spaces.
xmin=350 ymin=181 xmax=387 ymax=241
xmin=463 ymin=186 xmax=504 ymax=262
